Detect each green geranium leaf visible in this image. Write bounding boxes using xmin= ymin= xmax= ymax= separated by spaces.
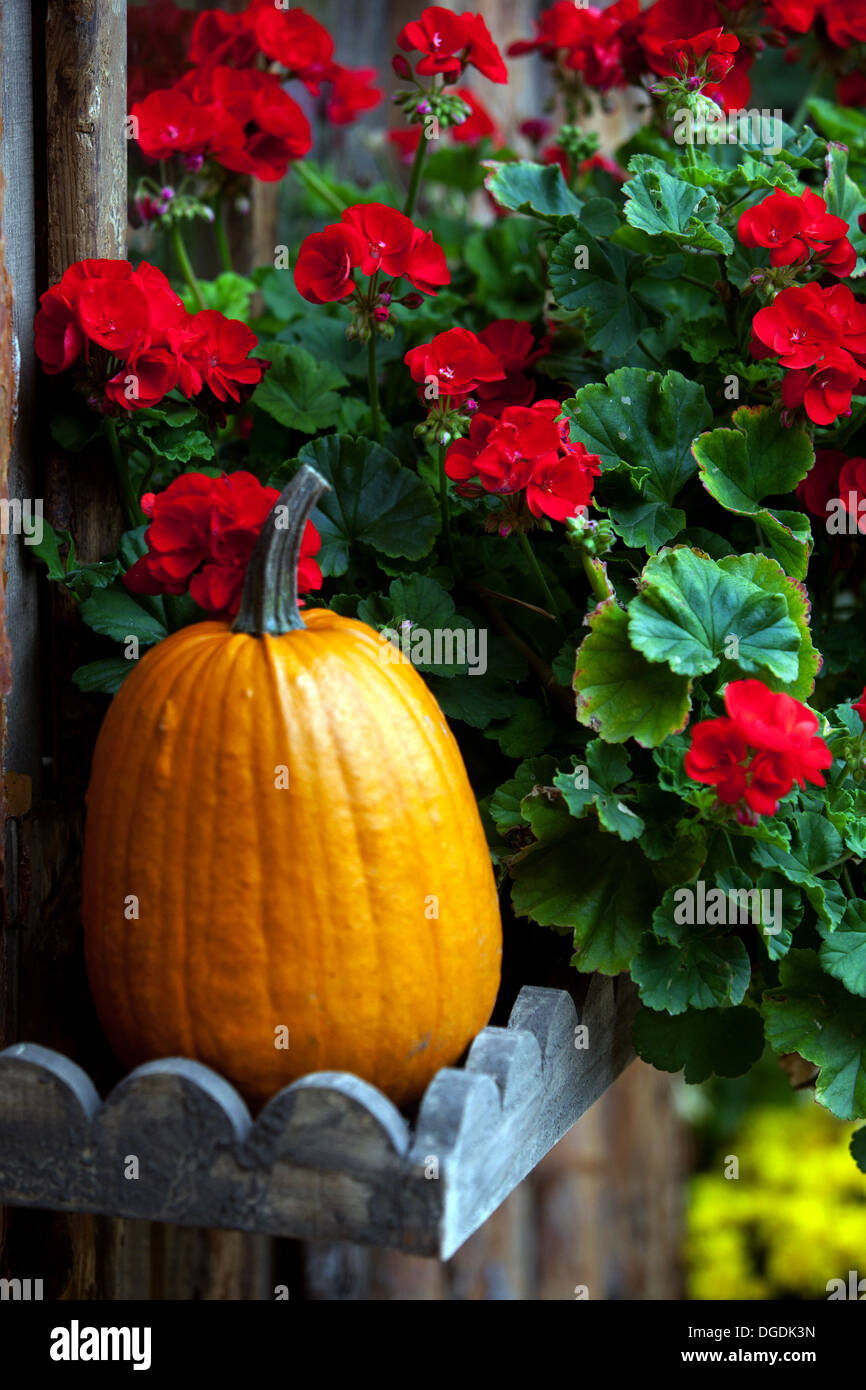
xmin=72 ymin=658 xmax=134 ymax=695
xmin=510 ymin=805 xmax=657 ymax=973
xmin=627 ymin=548 xmax=802 ymax=684
xmin=79 ymin=589 xmax=168 ymax=647
xmin=736 ymin=157 xmax=800 ymax=193
xmin=489 ymin=756 xmax=559 ymax=833
xmin=720 ymin=552 xmax=820 ymax=699
xmin=631 ymin=892 xmax=751 ymax=1013
xmin=693 ymin=405 xmax=814 ymax=578
xmin=563 ymin=368 xmax=712 ymax=553
xmin=632 ymin=1003 xmax=765 ymax=1083
xmin=549 ymin=226 xmax=650 ymax=357
xmin=484 ymin=160 xmax=583 ymax=222
xmin=428 ymin=672 xmax=517 ymax=728
xmin=574 ymin=600 xmax=691 ymax=747
xmin=254 ymin=344 xmax=348 ymax=434
xmin=553 ymin=741 xmax=645 ymax=841
xmin=624 ymin=156 xmax=734 ymax=254
xmin=292 ymin=435 xmax=439 ymax=575
xmin=763 ymin=949 xmax=866 ymax=1120
xmin=358 ymin=575 xmax=473 ymax=676
xmin=751 ymin=811 xmax=842 ymax=883
xmin=181 ymin=271 xmax=256 ymax=320
xmin=807 ymin=99 xmax=866 ymax=151
xmin=819 ymin=900 xmax=866 ymax=998
xmin=484 ymin=697 xmax=558 ymax=758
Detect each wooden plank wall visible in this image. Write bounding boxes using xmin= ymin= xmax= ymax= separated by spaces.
xmin=1 ymin=0 xmax=684 ymax=1300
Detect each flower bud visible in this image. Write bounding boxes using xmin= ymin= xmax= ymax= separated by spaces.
xmin=400 ymin=292 xmax=424 ymax=310
xmin=392 ymin=54 xmax=412 ymax=80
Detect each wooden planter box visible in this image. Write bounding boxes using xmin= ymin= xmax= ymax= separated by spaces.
xmin=0 ymin=974 xmax=638 ymax=1260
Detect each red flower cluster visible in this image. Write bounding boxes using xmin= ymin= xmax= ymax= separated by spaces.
xmin=685 ymin=680 xmax=832 ymax=819
xmin=750 ymin=282 xmax=866 ymax=425
xmin=34 ymin=259 xmax=267 ymax=414
xmin=738 ymin=188 xmax=856 ymax=278
xmin=854 ymin=685 xmax=866 ymax=724
xmin=396 ymin=7 xmax=508 ymax=84
xmin=638 ymin=0 xmax=751 ymax=110
xmin=445 ymin=399 xmax=602 ymax=524
xmin=659 ymin=27 xmax=739 ymax=85
xmin=508 ymin=0 xmax=641 ymax=94
xmin=132 ymin=2 xmax=381 ymax=182
xmin=124 ymin=471 xmax=321 ymax=619
xmin=389 ymin=89 xmax=502 ymax=162
xmin=294 ymin=203 xmax=449 ymax=305
xmin=404 ymin=326 xmax=505 ymax=406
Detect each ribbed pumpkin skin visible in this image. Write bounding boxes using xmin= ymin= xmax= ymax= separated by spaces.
xmin=82 ymin=609 xmax=502 ymax=1108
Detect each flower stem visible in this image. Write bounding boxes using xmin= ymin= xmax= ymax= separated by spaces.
xmin=104 ymin=417 xmax=142 ymax=528
xmin=367 ymin=333 xmax=383 ymax=444
xmin=517 ymin=531 xmax=565 ymax=629
xmin=791 ymin=67 xmax=824 ymax=132
xmin=581 ymin=547 xmax=611 ymax=605
xmin=169 ymin=221 xmax=207 ymax=311
xmin=292 ymin=159 xmax=347 ymax=215
xmin=437 ymin=442 xmax=454 ymax=569
xmin=403 ymin=131 xmax=429 ymax=218
xmin=215 ymin=198 xmax=233 ymax=274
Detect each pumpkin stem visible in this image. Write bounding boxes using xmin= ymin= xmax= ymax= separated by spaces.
xmin=232 ymin=465 xmax=329 ymax=636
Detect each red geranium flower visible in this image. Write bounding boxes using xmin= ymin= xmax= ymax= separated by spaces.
xmin=294 ymin=224 xmax=365 ymax=304
xmin=397 ymin=7 xmax=508 ymax=84
xmin=751 ymin=283 xmax=842 ymax=370
xmin=105 ymin=347 xmax=179 ymax=411
xmin=475 ymin=319 xmax=540 ymax=414
xmin=781 ymin=352 xmax=862 ymax=427
xmin=33 ymin=288 xmax=85 ymax=375
xmin=403 ymin=227 xmax=451 ymax=296
xmin=325 ymin=66 xmax=382 ymax=125
xmin=509 ymin=0 xmax=640 ymax=93
xmin=823 ymin=0 xmax=866 ymax=46
xmin=341 ymin=202 xmax=417 ymax=277
xmin=684 ymin=717 xmax=749 ymax=804
xmin=131 ymin=88 xmax=220 ymax=161
xmin=404 ymin=326 xmax=505 ymax=404
xmin=192 ymin=312 xmax=267 ymax=404
xmin=853 ymin=686 xmax=866 ymax=724
xmin=189 ymin=9 xmax=258 ymax=67
xmin=795 ymin=448 xmax=847 ymax=521
xmin=125 ymin=471 xmax=321 ymax=619
xmin=251 ymin=5 xmax=335 ymax=92
xmin=738 ymin=188 xmax=855 ymax=276
xmin=659 ymin=27 xmax=739 ymax=85
xmin=763 ymin=0 xmax=817 ymax=34
xmin=76 ymin=278 xmax=150 ymax=355
xmin=685 ymin=679 xmax=832 ymax=817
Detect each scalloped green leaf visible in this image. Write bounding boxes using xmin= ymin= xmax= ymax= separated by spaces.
xmin=632 ymin=1003 xmax=765 ymax=1083
xmin=624 ymin=156 xmax=734 ymax=254
xmin=293 ymin=435 xmax=439 ymax=575
xmin=693 ymin=405 xmax=814 ymax=578
xmin=510 ymin=804 xmax=657 ymax=973
xmin=484 ymin=160 xmax=583 ymax=222
xmin=573 ymin=600 xmax=692 ymax=747
xmin=254 ymin=344 xmax=348 ymax=434
xmin=549 ymin=226 xmax=649 ymax=357
xmin=819 ymin=900 xmax=866 ymax=998
xmin=553 ymin=742 xmax=645 ymax=841
xmin=763 ymin=949 xmax=866 ymax=1120
xmin=563 ymin=368 xmax=712 ymax=552
xmin=719 ymin=553 xmax=820 ymax=698
xmin=489 ymin=756 xmax=559 ymax=834
xmin=627 ymin=548 xmax=802 ymax=684
xmin=631 ymin=899 xmax=751 ymax=1014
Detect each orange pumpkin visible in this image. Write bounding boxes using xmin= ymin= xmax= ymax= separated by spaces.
xmin=82 ymin=466 xmax=502 ymax=1108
